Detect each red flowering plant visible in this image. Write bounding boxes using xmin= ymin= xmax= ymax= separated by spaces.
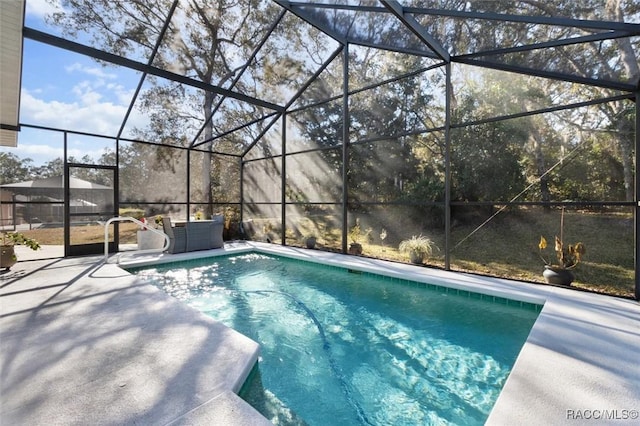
xmin=139 ymin=217 xmax=150 ymax=231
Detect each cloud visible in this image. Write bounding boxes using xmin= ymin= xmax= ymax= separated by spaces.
xmin=106 ymin=83 xmax=136 ymax=105
xmin=66 ymin=63 xmax=118 ymax=80
xmin=12 ymin=88 xmax=148 ymax=165
xmin=12 ymin=142 xmax=63 ymax=159
xmin=20 ymin=89 xmax=148 ymax=137
xmin=61 ymin=63 xmax=134 ymax=107
xmin=9 ymin=140 xmax=109 ymax=166
xmin=25 ymin=0 xmax=62 ymax=18
xmin=71 ymin=81 xmax=104 ymax=105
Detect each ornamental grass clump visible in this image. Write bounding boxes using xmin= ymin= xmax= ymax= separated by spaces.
xmin=399 ymin=235 xmax=437 ymax=264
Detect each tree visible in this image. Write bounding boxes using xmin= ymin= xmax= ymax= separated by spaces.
xmin=50 ymin=0 xmax=282 ymax=214
xmin=0 ymin=153 xmax=34 ymax=184
xmin=45 ymin=1 xmax=637 ymax=212
xmin=415 ymin=0 xmax=638 ymax=202
xmin=470 ymin=0 xmax=639 ymax=202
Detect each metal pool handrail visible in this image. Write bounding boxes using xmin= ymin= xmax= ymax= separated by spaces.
xmin=104 ymin=216 xmax=170 ymax=263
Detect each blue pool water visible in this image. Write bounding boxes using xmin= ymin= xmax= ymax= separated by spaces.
xmin=128 ymin=253 xmax=540 ymax=425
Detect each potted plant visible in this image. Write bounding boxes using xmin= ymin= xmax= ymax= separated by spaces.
xmin=399 ymin=235 xmax=436 ymax=264
xmin=305 ymin=235 xmax=317 ymax=249
xmin=347 ymin=220 xmax=371 ymax=255
xmin=538 ymin=208 xmax=586 ymax=286
xmin=1 ymin=232 xmax=41 ymax=271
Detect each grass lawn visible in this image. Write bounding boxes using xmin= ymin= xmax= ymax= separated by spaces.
xmin=283 ymin=208 xmax=635 ymax=299
xmin=18 ymin=222 xmax=139 ymax=245
xmin=14 ymin=209 xmax=635 ymax=298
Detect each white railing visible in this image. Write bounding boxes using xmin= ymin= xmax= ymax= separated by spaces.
xmin=104 ymin=216 xmax=170 ymax=263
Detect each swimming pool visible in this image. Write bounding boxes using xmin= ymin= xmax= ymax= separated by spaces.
xmin=128 ymin=252 xmax=540 ymax=425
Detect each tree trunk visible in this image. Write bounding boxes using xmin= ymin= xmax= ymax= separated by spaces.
xmin=607 ymin=0 xmax=638 ymax=202
xmin=202 ymin=93 xmax=215 ymax=216
xmin=529 ymin=125 xmax=551 ymax=206
xmin=616 ymin=108 xmax=635 ymax=202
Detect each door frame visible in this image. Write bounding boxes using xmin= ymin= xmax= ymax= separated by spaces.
xmin=64 ymin=163 xmax=119 ymax=257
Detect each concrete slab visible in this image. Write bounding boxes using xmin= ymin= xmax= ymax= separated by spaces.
xmin=1 ymin=254 xmax=263 ymax=425
xmin=2 ymin=242 xmax=639 ymax=425
xmin=167 ymin=390 xmax=273 ymax=426
xmin=11 ymin=244 xmax=64 ymax=261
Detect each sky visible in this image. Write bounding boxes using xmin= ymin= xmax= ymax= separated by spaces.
xmin=1 ymin=0 xmax=148 ymax=166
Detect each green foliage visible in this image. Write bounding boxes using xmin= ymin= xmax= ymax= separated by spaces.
xmin=348 ymin=219 xmax=372 ymax=243
xmin=546 ymin=139 xmax=628 ymax=202
xmin=0 ymin=152 xmax=33 ymax=184
xmin=402 ymin=173 xmax=444 ymax=203
xmin=450 ymin=119 xmax=527 ymax=203
xmin=1 ymin=232 xmax=41 ymax=251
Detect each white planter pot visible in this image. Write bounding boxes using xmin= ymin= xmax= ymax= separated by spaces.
xmin=137 ymin=230 xmax=165 ymax=250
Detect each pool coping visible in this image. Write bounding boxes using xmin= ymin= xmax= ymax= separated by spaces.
xmin=3 ymin=242 xmax=639 ymax=425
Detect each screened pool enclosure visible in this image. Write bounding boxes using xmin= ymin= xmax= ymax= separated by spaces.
xmin=1 ymin=1 xmax=639 ymax=299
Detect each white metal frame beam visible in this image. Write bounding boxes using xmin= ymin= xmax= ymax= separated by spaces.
xmin=0 ymin=0 xmax=25 ymax=147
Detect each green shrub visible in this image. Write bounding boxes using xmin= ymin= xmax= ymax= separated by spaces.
xmin=119 ymin=208 xmax=145 ymax=220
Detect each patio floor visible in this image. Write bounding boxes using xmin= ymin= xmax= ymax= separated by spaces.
xmin=0 ymin=244 xmax=270 ymax=425
xmin=1 ymin=242 xmax=639 ymax=425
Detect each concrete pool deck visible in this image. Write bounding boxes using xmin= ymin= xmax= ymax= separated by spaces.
xmin=2 ymin=242 xmax=639 ymax=425
xmin=0 ymin=244 xmax=270 ymax=425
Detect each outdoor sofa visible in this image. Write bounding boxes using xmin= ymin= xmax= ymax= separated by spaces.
xmin=162 ymin=215 xmax=224 ymax=253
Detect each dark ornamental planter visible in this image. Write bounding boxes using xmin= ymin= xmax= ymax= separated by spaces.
xmin=543 ymin=266 xmax=575 ymax=286
xmin=305 ymin=237 xmax=317 ymax=249
xmin=409 ymin=251 xmax=424 ymax=264
xmin=348 ymin=242 xmax=363 ymax=255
